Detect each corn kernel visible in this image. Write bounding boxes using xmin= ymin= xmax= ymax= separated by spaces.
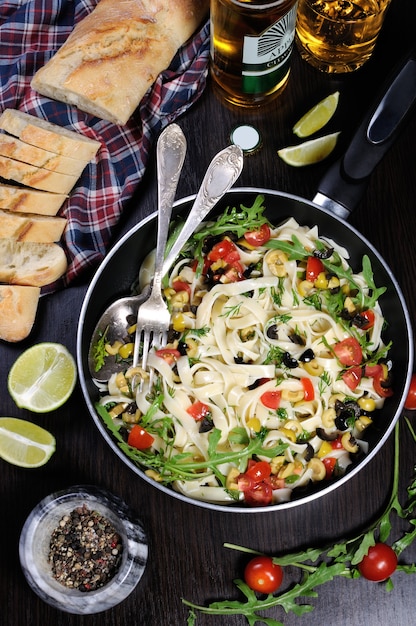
xmin=118 ymin=342 xmax=134 ymax=359
xmin=247 ymin=417 xmax=261 ymax=432
xmin=145 ymin=469 xmax=163 ymax=482
xmin=358 ymin=396 xmax=376 ymax=412
xmin=317 ymin=440 xmax=333 ymax=458
xmin=172 ymin=312 xmax=186 ymax=332
xmin=226 ymin=467 xmax=240 ymax=490
xmin=315 ymin=272 xmax=328 ymax=289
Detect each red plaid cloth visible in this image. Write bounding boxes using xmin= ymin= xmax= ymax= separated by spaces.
xmin=0 ymin=0 xmax=210 ymax=292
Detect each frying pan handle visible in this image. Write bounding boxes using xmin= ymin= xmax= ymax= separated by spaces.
xmin=314 ymin=48 xmax=416 ymax=220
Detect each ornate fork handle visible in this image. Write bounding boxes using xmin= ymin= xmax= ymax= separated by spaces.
xmin=162 ymin=144 xmax=244 ymax=276
xmin=152 ymin=123 xmax=187 ymax=299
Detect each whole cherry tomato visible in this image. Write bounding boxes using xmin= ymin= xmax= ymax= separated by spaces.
xmin=244 ymin=556 xmax=283 ymax=594
xmin=358 ymin=543 xmax=398 ymax=582
xmin=405 ymin=373 xmax=416 ymax=410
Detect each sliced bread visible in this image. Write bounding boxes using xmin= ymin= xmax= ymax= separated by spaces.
xmin=0 ymin=208 xmax=67 ymax=242
xmin=0 ymin=132 xmax=90 ymax=177
xmin=0 ymin=154 xmax=78 ymax=194
xmin=0 ymin=285 xmax=40 ymax=342
xmin=0 ymin=238 xmax=68 ymax=286
xmin=0 ymin=184 xmax=67 ymax=215
xmin=0 ymin=109 xmax=101 ymax=160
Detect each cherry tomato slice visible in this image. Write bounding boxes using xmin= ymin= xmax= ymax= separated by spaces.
xmin=246 ymin=461 xmax=271 ymax=483
xmin=301 ymin=377 xmax=315 ymax=401
xmin=243 ymin=481 xmax=273 ymax=507
xmin=172 ymin=279 xmax=191 ymax=295
xmin=333 ymin=337 xmax=363 ymax=366
xmin=244 ymin=556 xmax=283 ymax=593
xmin=306 ymin=256 xmax=324 ymax=282
xmin=244 ymin=223 xmax=271 ymax=247
xmin=186 ymin=400 xmax=211 ymax=422
xmin=322 ymin=457 xmax=337 ymax=478
xmin=342 ymin=366 xmax=362 ymax=390
xmin=358 ymin=543 xmax=398 ymax=582
xmin=207 ymin=239 xmax=238 ymax=262
xmin=155 ymin=348 xmax=181 ymax=366
xmin=127 ymin=425 xmax=154 ymax=450
xmin=360 ymin=309 xmax=375 ymax=330
xmin=186 ymin=400 xmax=212 ymax=422
xmin=260 ymin=390 xmax=282 ymax=409
xmin=405 ymin=373 xmax=416 ymax=410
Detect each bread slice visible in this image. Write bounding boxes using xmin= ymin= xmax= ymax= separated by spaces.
xmin=0 ymin=285 xmax=40 ymax=342
xmin=30 ymin=0 xmax=209 ymax=125
xmin=0 ymin=239 xmax=68 ymax=286
xmin=0 ymin=132 xmax=89 ymax=177
xmin=0 ymin=109 xmax=101 ymax=160
xmin=0 ymin=155 xmax=78 ymax=194
xmin=0 ymin=208 xmax=67 ymax=243
xmin=0 ymin=184 xmax=67 ymax=215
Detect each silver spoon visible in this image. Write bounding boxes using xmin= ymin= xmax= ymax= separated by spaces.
xmin=88 ymin=143 xmax=244 ymax=382
xmin=88 ymin=123 xmax=187 ymax=381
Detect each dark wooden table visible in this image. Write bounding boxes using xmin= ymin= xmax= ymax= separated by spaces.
xmin=2 ymin=2 xmax=416 ymax=624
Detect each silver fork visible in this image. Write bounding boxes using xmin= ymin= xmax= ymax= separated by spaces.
xmin=133 ymin=123 xmax=187 ymax=371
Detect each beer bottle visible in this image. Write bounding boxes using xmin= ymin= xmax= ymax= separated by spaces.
xmin=210 ymin=0 xmax=299 ymax=107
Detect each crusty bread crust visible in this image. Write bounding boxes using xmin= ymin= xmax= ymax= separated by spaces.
xmin=0 ymin=155 xmax=78 ymax=194
xmin=0 ymin=208 xmax=67 ymax=243
xmin=0 ymin=184 xmax=67 ymax=215
xmin=0 ymin=239 xmax=68 ymax=286
xmin=0 ymin=109 xmax=101 ymax=160
xmin=31 ymin=0 xmax=209 ymax=125
xmin=0 ymin=285 xmax=40 ymax=342
xmin=0 ymin=133 xmax=89 ymax=177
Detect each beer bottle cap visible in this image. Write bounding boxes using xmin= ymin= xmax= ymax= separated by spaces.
xmin=230 ymin=124 xmax=262 ymax=155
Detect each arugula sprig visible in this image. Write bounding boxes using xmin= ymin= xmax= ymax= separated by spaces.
xmin=184 ymin=419 xmax=416 ymax=624
xmin=170 ymin=195 xmax=270 ymax=276
xmin=96 ymin=401 xmax=287 ymax=484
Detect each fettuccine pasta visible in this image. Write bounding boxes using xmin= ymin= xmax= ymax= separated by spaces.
xmin=94 ymin=196 xmax=393 ymax=507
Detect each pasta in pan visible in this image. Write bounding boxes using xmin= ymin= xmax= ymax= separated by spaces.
xmin=94 ymin=195 xmax=393 ymax=507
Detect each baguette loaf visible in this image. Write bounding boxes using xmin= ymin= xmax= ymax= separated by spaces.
xmin=0 ymin=208 xmax=67 ymax=243
xmin=0 ymin=155 xmax=78 ymax=194
xmin=0 ymin=132 xmax=89 ymax=178
xmin=0 ymin=239 xmax=68 ymax=286
xmin=31 ymin=0 xmax=209 ymax=125
xmin=0 ymin=109 xmax=101 ymax=160
xmin=0 ymin=184 xmax=67 ymax=215
xmin=0 ymin=285 xmax=40 ymax=342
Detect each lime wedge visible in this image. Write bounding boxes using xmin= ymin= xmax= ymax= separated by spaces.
xmin=0 ymin=417 xmax=56 ymax=467
xmin=293 ymin=92 xmax=340 ymax=138
xmin=277 ymin=132 xmax=340 ymax=167
xmin=8 ymin=342 xmax=77 ymax=413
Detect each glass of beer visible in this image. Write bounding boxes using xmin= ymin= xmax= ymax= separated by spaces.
xmin=295 ymin=0 xmax=392 ymax=73
xmin=210 ymin=0 xmax=299 ymax=108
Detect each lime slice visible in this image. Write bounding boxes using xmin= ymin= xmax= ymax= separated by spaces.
xmin=8 ymin=342 xmax=77 ymax=412
xmin=277 ymin=132 xmax=340 ymax=167
xmin=293 ymin=92 xmax=340 ymax=138
xmin=0 ymin=417 xmax=56 ymax=467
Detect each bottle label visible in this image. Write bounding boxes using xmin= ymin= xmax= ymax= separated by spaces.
xmin=242 ymin=3 xmax=298 ymax=94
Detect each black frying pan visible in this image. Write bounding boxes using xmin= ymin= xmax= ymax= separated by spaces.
xmin=77 ymin=50 xmax=415 ymax=512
